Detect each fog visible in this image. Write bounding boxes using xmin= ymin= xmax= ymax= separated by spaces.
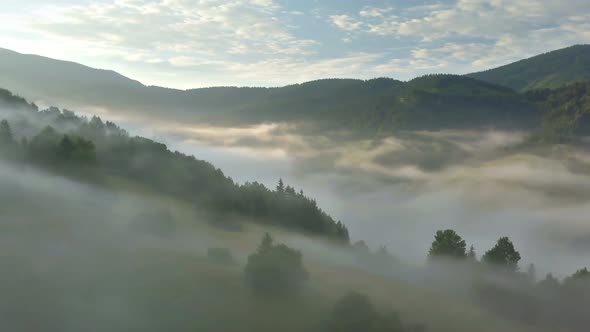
xmin=110 ymin=116 xmax=590 ymax=278
xmin=2 ymin=99 xmax=590 ymax=331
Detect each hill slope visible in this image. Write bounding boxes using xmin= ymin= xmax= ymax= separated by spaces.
xmin=0 ymin=87 xmax=350 ymax=242
xmin=0 ymin=48 xmax=539 ymax=131
xmin=467 ymin=45 xmax=590 ymax=92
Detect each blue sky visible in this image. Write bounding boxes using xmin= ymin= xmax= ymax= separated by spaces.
xmin=1 ymin=0 xmax=589 ymax=88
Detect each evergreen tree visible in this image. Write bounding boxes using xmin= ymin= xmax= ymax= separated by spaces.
xmin=58 ymin=135 xmax=75 ymax=160
xmin=564 ymin=267 xmax=590 ymax=286
xmin=0 ymin=119 xmax=14 ymax=145
xmin=276 ymin=178 xmax=285 ymax=193
xmin=482 ymin=237 xmax=521 ymax=271
xmin=428 ymin=229 xmax=467 ymax=259
xmin=258 ymin=232 xmax=273 ymax=253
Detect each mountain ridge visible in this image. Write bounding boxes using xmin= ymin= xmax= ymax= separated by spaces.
xmin=467 ymin=44 xmax=590 ymax=91
xmin=0 ymin=45 xmax=587 ymax=132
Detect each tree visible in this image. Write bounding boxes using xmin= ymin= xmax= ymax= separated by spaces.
xmin=0 ymin=119 xmax=14 ymax=145
xmin=57 ymin=135 xmax=75 ymax=160
xmin=538 ymin=273 xmax=560 ymax=289
xmin=564 ymin=267 xmax=590 ymax=286
xmin=244 ymin=233 xmax=308 ymax=295
xmin=326 ymin=292 xmax=406 ymax=332
xmin=428 ymin=229 xmax=467 ymax=259
xmin=276 ymin=178 xmax=285 ymax=193
xmin=482 ymin=237 xmax=521 ymax=271
xmin=258 ymin=232 xmax=273 ymax=252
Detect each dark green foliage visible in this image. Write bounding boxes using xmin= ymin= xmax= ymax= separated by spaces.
xmin=244 ymin=233 xmax=308 ymax=295
xmin=538 ymin=273 xmax=560 ymax=289
xmin=326 ymin=292 xmax=410 ymax=332
xmin=0 ymin=47 xmax=542 ymax=133
xmin=564 ymin=268 xmax=590 ymax=286
xmin=527 ymin=81 xmax=590 ymax=143
xmin=0 ymin=119 xmax=18 ymax=159
xmin=482 ymin=237 xmax=521 ymax=271
xmin=0 ymin=119 xmax=14 ymax=145
xmin=26 ymin=126 xmax=96 ymax=168
xmin=236 ymin=180 xmax=349 ymax=241
xmin=468 ymin=45 xmax=590 ymax=91
xmin=0 ymin=89 xmax=350 ymax=242
xmin=207 ymin=247 xmax=236 ymax=265
xmin=428 ymin=229 xmax=467 ymax=259
xmin=57 ymin=135 xmax=96 ymax=164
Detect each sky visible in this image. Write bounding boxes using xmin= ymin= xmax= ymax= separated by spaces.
xmin=0 ymin=0 xmax=589 ymax=89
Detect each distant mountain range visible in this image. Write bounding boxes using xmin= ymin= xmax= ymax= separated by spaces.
xmin=0 ymin=45 xmax=589 ymax=133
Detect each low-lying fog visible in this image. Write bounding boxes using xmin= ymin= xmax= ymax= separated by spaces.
xmin=96 ymin=112 xmax=590 ymax=278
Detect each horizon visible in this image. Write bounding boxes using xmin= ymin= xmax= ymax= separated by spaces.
xmin=1 ymin=44 xmax=587 ymax=91
xmin=1 ymin=0 xmax=589 ymax=89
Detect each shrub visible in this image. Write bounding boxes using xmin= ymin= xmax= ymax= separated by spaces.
xmin=243 ymin=233 xmax=308 ymax=295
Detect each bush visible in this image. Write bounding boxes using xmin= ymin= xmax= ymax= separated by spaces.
xmin=326 ymin=292 xmax=410 ymax=332
xmin=243 ymin=233 xmax=308 ymax=295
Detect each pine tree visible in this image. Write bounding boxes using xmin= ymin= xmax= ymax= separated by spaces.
xmin=0 ymin=119 xmax=14 ymax=145
xmin=258 ymin=232 xmax=274 ymax=253
xmin=276 ymin=178 xmax=285 ymax=193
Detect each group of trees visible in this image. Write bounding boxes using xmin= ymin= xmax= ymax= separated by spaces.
xmin=326 ymin=292 xmax=423 ymax=332
xmin=526 ymin=81 xmax=590 ymax=143
xmin=0 ymin=88 xmax=350 ymax=242
xmin=243 ymin=234 xmax=423 ymax=331
xmin=1 ymin=119 xmax=96 ymax=170
xmin=428 ymin=229 xmax=522 ymax=271
xmin=427 ymin=229 xmax=590 ymax=331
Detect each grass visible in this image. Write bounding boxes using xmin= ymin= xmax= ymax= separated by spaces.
xmin=1 ymin=170 xmax=552 ymax=332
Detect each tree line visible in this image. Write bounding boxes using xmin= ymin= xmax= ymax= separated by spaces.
xmin=0 ymin=89 xmax=349 ymax=242
xmin=428 ymin=229 xmax=590 ymax=331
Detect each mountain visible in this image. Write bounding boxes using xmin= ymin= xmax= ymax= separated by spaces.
xmin=527 ymin=81 xmax=590 ymax=143
xmin=467 ymin=45 xmax=590 ymax=92
xmin=0 ymin=47 xmax=545 ymax=131
xmin=0 ymin=87 xmax=350 ymax=242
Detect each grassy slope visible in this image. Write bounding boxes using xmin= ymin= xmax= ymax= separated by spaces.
xmin=101 ymin=174 xmax=544 ymax=332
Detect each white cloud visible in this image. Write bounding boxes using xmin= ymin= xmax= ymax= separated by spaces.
xmin=0 ymin=0 xmax=589 ymax=87
xmin=328 ymin=0 xmax=590 ymax=75
xmin=359 ymin=6 xmax=394 ymax=18
xmin=329 ymin=15 xmax=363 ymax=31
xmin=18 ymin=0 xmax=318 ymax=62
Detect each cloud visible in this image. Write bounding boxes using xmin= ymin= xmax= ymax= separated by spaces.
xmin=359 ymin=6 xmax=394 ymax=18
xmin=328 ymin=0 xmax=590 ymax=74
xmin=329 ymin=15 xmax=363 ymax=31
xmin=1 ymin=0 xmax=589 ymax=87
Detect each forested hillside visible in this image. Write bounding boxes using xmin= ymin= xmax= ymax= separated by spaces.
xmin=0 ymin=88 xmax=349 ymax=242
xmin=468 ymin=45 xmax=590 ymax=92
xmin=526 ymin=81 xmax=590 ymax=143
xmin=0 ymin=48 xmax=544 ymax=132
xmin=2 ymin=46 xmax=590 ymax=140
